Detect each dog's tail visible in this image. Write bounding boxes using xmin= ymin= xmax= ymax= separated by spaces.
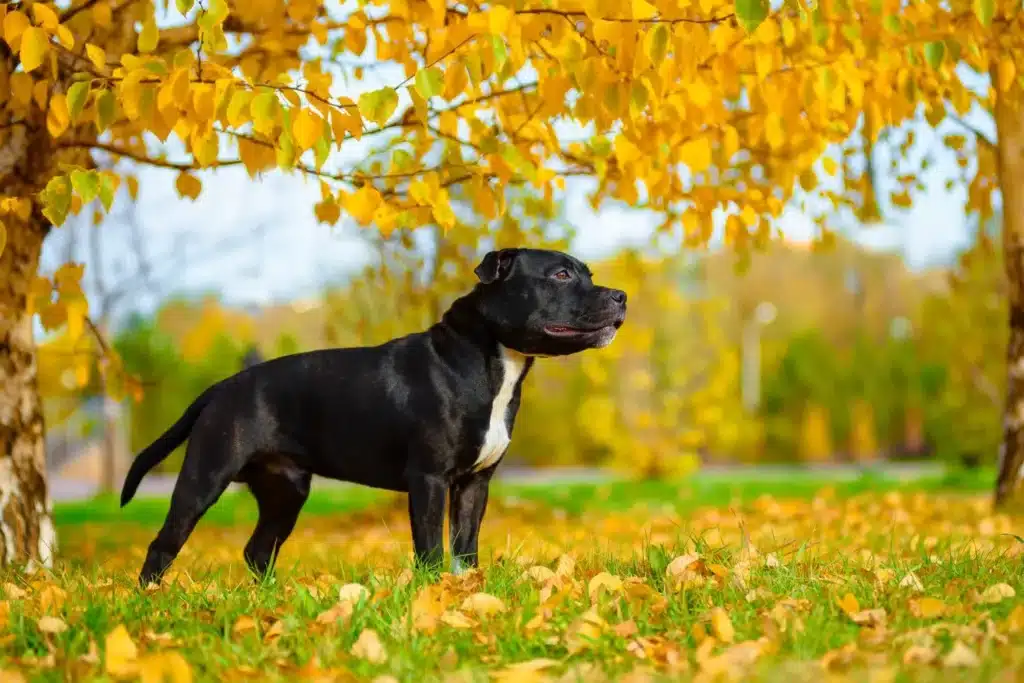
xmin=120 ymin=387 xmax=217 ymax=507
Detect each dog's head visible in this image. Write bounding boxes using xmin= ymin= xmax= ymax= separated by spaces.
xmin=469 ymin=248 xmax=627 ymax=357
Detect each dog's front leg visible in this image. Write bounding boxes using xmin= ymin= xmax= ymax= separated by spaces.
xmin=406 ymin=470 xmax=447 ymax=571
xmin=449 ymin=470 xmax=493 ymax=574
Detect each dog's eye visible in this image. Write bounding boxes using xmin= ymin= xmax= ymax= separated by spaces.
xmin=552 ymin=269 xmax=572 ymax=281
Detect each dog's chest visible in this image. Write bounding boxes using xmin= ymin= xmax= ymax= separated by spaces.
xmin=471 ymin=347 xmax=528 ymax=472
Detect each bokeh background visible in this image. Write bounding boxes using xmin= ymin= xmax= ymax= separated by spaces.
xmin=35 ymin=168 xmax=1004 ymax=499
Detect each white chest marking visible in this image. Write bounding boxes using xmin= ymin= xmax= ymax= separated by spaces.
xmin=473 ymin=346 xmax=528 ymax=472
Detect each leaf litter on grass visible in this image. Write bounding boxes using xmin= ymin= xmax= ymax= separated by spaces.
xmin=1 ymin=489 xmax=1023 ymax=681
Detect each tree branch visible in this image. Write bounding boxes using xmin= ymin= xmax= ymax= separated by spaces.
xmin=58 ymin=140 xmax=246 ymax=171
xmin=515 ymin=8 xmax=735 ymax=24
xmin=947 ymin=111 xmax=997 ymax=149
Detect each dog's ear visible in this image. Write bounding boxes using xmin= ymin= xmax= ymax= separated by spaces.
xmin=474 ymin=249 xmax=517 ymax=284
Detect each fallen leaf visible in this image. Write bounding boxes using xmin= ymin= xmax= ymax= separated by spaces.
xmin=909 ymin=597 xmax=946 ymax=619
xmin=899 ymin=572 xmax=924 ymax=592
xmin=903 ymin=645 xmax=937 ymax=665
xmin=979 ymin=582 xmax=1015 ymax=604
xmin=521 ymin=566 xmax=556 ymax=584
xmin=492 ymin=658 xmax=561 ymax=682
xmin=461 ymin=592 xmax=507 ymax=617
xmin=315 ymin=601 xmax=354 ymax=626
xmin=555 ymin=554 xmax=576 ymax=577
xmin=232 ymin=616 xmax=257 ymax=636
xmin=588 ymin=572 xmax=624 ymax=602
xmin=836 ymin=593 xmax=859 ymax=616
xmin=263 ymin=620 xmax=285 ymax=643
xmin=942 ymin=641 xmax=980 ymax=668
xmin=613 ymin=619 xmax=638 ymax=638
xmin=710 ymin=607 xmax=735 ymax=643
xmin=351 ymin=629 xmax=387 ymax=664
xmin=566 ymin=608 xmax=606 ymax=654
xmin=137 ymin=652 xmax=192 ymax=683
xmin=2 ymin=584 xmax=26 ymax=600
xmin=764 ymin=553 xmax=781 ymax=568
xmin=849 ymin=608 xmax=886 ymax=628
xmin=37 ymin=616 xmax=67 ymax=634
xmin=665 ymin=553 xmax=700 ymax=579
xmin=338 ymin=583 xmax=370 ymax=605
xmin=440 ymin=610 xmax=475 ymax=629
xmin=105 ymin=625 xmax=138 ymax=677
xmin=1005 ymin=604 xmax=1024 ymax=632
xmin=37 ymin=585 xmax=66 ymax=614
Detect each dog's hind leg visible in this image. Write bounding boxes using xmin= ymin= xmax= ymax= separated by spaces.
xmin=137 ymin=439 xmax=239 ymax=587
xmin=241 ymin=458 xmax=311 ymax=580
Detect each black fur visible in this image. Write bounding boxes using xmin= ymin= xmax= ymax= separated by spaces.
xmin=122 ymin=248 xmax=627 ymax=586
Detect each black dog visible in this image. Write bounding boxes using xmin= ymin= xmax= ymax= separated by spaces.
xmin=120 ymin=248 xmax=627 ymax=586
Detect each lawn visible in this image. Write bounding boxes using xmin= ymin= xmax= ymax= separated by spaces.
xmin=2 ymin=468 xmax=1023 ymax=682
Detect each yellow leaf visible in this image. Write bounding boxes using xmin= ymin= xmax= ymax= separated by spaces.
xmin=910 ymin=597 xmax=946 ymax=619
xmin=225 ymin=89 xmax=253 ymax=127
xmin=338 ymin=583 xmax=370 ymax=605
xmin=46 ymin=93 xmax=71 ymax=138
xmin=822 ymin=157 xmax=839 ymax=176
xmin=292 ymin=109 xmax=324 ymax=151
xmin=587 ymin=572 xmax=624 ymax=603
xmin=0 ymin=219 xmax=5 ymax=260
xmin=710 ymin=607 xmax=734 ymax=643
xmin=138 ymin=16 xmax=159 ymax=52
xmin=231 ymin=616 xmax=257 ymax=636
xmin=263 ymin=619 xmax=285 ymax=643
xmin=357 ymin=86 xmax=399 ymax=127
xmin=175 ymin=173 xmax=202 ymax=200
xmin=56 ymin=24 xmax=74 ymax=50
xmin=980 ymin=582 xmax=1015 ymax=604
xmin=899 ymin=572 xmax=924 ymax=592
xmin=37 ymin=615 xmax=67 ymax=634
xmin=315 ymin=600 xmax=354 ymax=625
xmin=343 ymin=184 xmax=382 ymax=225
xmin=679 ymin=137 xmax=712 ymax=173
xmin=20 ymin=26 xmax=48 ymax=73
xmin=632 ymin=0 xmax=658 ymax=19
xmin=520 ymin=566 xmax=556 ymax=584
xmin=665 ymin=553 xmax=701 ymax=579
xmin=440 ymin=610 xmax=475 ymax=629
xmin=31 ymin=4 xmax=60 ymax=30
xmin=65 ymin=296 xmax=87 ymax=343
xmin=3 ymin=10 xmax=29 ymax=47
xmin=1006 ymin=604 xmax=1024 ymax=633
xmin=86 ymin=43 xmax=107 ymax=72
xmin=461 ymin=593 xmax=506 ymax=618
xmin=943 ymin=641 xmax=980 ymax=668
xmin=836 ymin=593 xmax=859 ymax=616
xmin=351 ymin=629 xmax=387 ymax=664
xmin=105 ymin=625 xmax=138 ymax=677
xmin=138 ymin=652 xmax=193 ymax=683
xmin=566 ymin=607 xmax=606 ymax=654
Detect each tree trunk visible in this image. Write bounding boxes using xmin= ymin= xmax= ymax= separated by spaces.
xmin=993 ymin=77 xmax=1024 ymax=510
xmin=0 ymin=210 xmax=56 ymax=568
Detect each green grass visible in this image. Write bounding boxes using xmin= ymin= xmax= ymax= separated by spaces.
xmin=4 ymin=466 xmax=1017 ymax=682
xmin=54 ymin=464 xmax=999 ymax=529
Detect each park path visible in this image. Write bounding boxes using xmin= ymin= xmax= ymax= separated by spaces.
xmin=47 ymin=462 xmax=946 ymax=503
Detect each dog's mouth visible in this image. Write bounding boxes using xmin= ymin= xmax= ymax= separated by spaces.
xmin=543 ymin=319 xmax=622 ymax=338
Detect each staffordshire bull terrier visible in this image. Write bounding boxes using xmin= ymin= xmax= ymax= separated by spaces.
xmin=120 ymin=248 xmax=627 ymax=586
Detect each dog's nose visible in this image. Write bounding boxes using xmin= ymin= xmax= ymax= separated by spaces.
xmin=609 ymin=289 xmax=627 ymax=305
